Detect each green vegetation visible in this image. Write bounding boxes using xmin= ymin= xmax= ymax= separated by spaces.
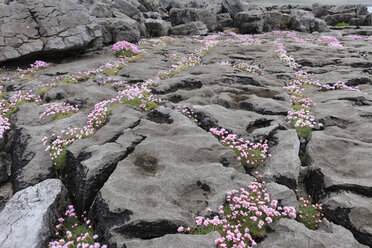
xmin=52 ymin=112 xmax=76 ymax=121
xmin=38 ymin=87 xmax=48 ymax=97
xmin=335 ymin=22 xmax=350 ymax=27
xmin=53 ymin=147 xmax=67 ymax=171
xmin=297 ymin=195 xmax=323 ymax=230
xmin=19 ymin=74 xmax=32 ymax=81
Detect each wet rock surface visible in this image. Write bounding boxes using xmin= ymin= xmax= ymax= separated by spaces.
xmin=0 ymin=2 xmax=371 ymax=246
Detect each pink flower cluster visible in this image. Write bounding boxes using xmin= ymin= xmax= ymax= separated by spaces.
xmin=30 ymin=60 xmax=49 ymax=70
xmin=43 ymin=80 xmax=161 ymax=166
xmin=216 ymin=61 xmax=232 ymax=66
xmin=40 ymin=102 xmax=79 ymax=119
xmin=0 ymin=89 xmax=41 ymax=139
xmin=298 ymin=195 xmax=324 ymax=229
xmin=319 ymin=81 xmax=359 ymax=92
xmin=178 ymin=179 xmax=296 ymax=248
xmin=316 ymin=36 xmax=344 ymax=49
xmin=274 ymin=41 xmax=299 ymax=68
xmin=0 ymin=86 xmax=10 ymax=139
xmin=112 ymin=40 xmax=140 ymax=55
xmin=177 ymin=106 xmax=201 ymax=126
xmin=234 ymin=62 xmax=263 ymax=75
xmin=284 ymin=72 xmax=323 ymax=130
xmin=49 ymin=205 xmax=106 ymax=248
xmin=158 ymin=35 xmax=219 ymax=79
xmin=210 ymin=128 xmax=270 ymax=169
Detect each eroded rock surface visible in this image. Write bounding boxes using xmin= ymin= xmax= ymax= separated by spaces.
xmin=0 ymin=179 xmax=69 ymax=248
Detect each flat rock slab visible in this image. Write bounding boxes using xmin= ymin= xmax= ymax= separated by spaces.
xmin=119 ymin=232 xmax=220 ymax=248
xmin=259 ymin=218 xmax=367 ymax=248
xmin=321 ymin=191 xmax=372 ymax=246
xmin=306 ymin=131 xmax=372 ymax=196
xmin=258 ymin=129 xmax=301 ymax=189
xmin=91 ymin=108 xmax=253 ymax=246
xmin=0 ymin=179 xmax=69 ymax=248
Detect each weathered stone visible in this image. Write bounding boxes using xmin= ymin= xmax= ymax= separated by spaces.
xmin=0 ymin=0 xmax=102 ymax=63
xmin=221 ymin=0 xmax=245 ymax=19
xmin=258 ymin=130 xmax=301 ymax=189
xmin=145 ymin=19 xmax=171 ymax=37
xmin=170 ymin=21 xmax=208 ymax=35
xmin=0 ymin=179 xmax=69 ymax=248
xmin=89 ymin=2 xmax=112 ymax=18
xmin=321 ymin=191 xmax=372 ymax=246
xmin=10 ymin=104 xmax=87 ymax=192
xmin=98 ymin=16 xmax=140 ymax=44
xmin=306 ymin=132 xmax=372 ymax=198
xmin=169 ymin=8 xmax=219 ymax=32
xmin=235 ymin=9 xmax=328 ymax=34
xmin=66 ymin=105 xmax=144 ymax=212
xmin=217 ymin=13 xmax=233 ymax=27
xmin=91 ymin=108 xmax=253 ymax=246
xmin=259 ymin=218 xmax=367 ymax=248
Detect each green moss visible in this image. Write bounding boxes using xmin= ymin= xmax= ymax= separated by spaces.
xmin=335 ymin=22 xmax=350 ymax=27
xmin=127 ymin=52 xmax=145 ymax=63
xmin=298 ymin=199 xmax=323 ymax=230
xmin=115 ymin=49 xmax=136 ymax=57
xmin=300 ymin=155 xmax=307 ymax=165
xmin=102 ymin=67 xmax=120 ymax=76
xmin=4 ymin=100 xmax=27 ymax=119
xmin=19 ymin=74 xmax=32 ymax=81
xmin=38 ymin=87 xmax=48 ymax=97
xmin=54 ymin=147 xmax=67 ymax=171
xmin=296 ymin=126 xmax=312 ymax=138
xmin=52 ymin=111 xmax=76 ymax=120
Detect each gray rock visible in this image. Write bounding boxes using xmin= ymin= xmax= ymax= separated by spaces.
xmin=0 ymin=153 xmax=9 ymax=184
xmin=98 ymin=14 xmax=140 ymax=44
xmin=306 ymin=132 xmax=372 ymax=198
xmin=217 ymin=13 xmax=233 ymax=27
xmin=145 ymin=18 xmax=171 ymax=37
xmin=266 ymin=182 xmax=298 ymax=210
xmin=124 ymin=232 xmax=221 ymax=248
xmin=89 ymin=2 xmax=112 ymax=18
xmin=259 ymin=218 xmax=367 ymax=248
xmin=91 ymin=108 xmax=253 ymax=246
xmin=169 ymin=8 xmax=219 ymax=32
xmin=234 ymin=9 xmax=328 ymax=34
xmin=239 ymin=94 xmax=290 ymax=116
xmin=321 ymin=191 xmax=372 ymax=246
xmin=170 ymin=21 xmax=208 ymax=35
xmin=312 ymin=3 xmax=371 ymax=26
xmin=0 ymin=179 xmax=69 ymax=248
xmin=0 ymin=0 xmax=102 ymax=63
xmin=257 ymin=130 xmax=301 ymax=189
xmin=10 ymin=104 xmax=87 ymax=192
xmin=66 ymin=105 xmax=144 ymax=212
xmin=221 ymin=0 xmax=245 ymax=19
xmin=110 ymin=0 xmax=140 ymax=18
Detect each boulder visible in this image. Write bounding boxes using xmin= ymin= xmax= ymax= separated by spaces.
xmin=221 ymin=0 xmax=245 ymax=19
xmin=0 ymin=0 xmax=102 ymax=63
xmin=321 ymin=191 xmax=372 ymax=246
xmin=234 ymin=10 xmax=328 ymax=34
xmin=0 ymin=179 xmax=69 ymax=248
xmin=169 ymin=8 xmax=219 ymax=32
xmin=97 ymin=16 xmax=140 ymax=44
xmin=306 ymin=131 xmax=372 ymax=199
xmin=217 ymin=13 xmax=233 ymax=27
xmin=312 ymin=4 xmax=372 ymax=26
xmin=257 ymin=130 xmax=301 ymax=190
xmin=170 ymin=21 xmax=208 ymax=35
xmin=259 ymin=218 xmax=367 ymax=248
xmin=89 ymin=2 xmax=112 ymax=18
xmin=145 ymin=19 xmax=171 ymax=37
